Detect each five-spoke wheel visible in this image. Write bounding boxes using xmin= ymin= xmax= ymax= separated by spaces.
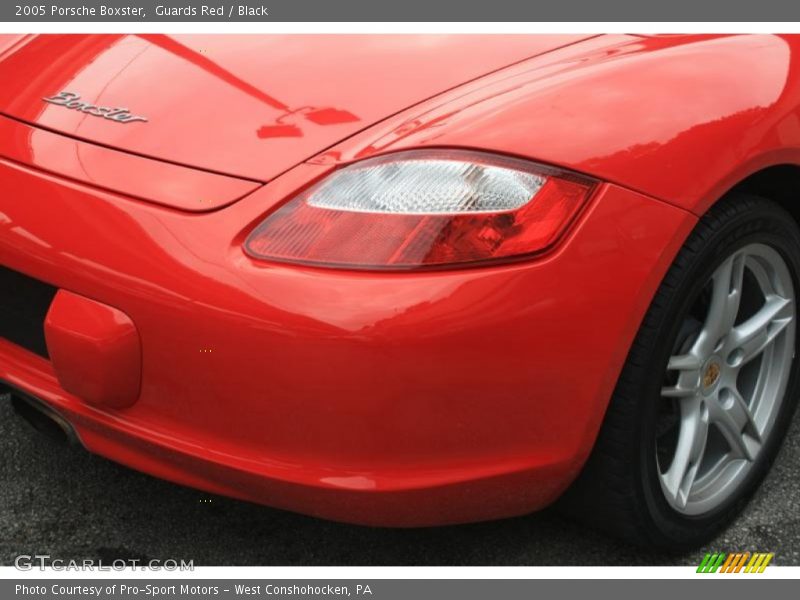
xmin=657 ymin=244 xmax=795 ymax=514
xmin=562 ymin=195 xmax=800 ymax=548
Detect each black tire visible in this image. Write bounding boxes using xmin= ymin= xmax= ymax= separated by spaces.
xmin=559 ymin=193 xmax=800 ymax=550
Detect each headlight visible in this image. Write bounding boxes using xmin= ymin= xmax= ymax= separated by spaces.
xmin=244 ymin=149 xmax=596 ymax=269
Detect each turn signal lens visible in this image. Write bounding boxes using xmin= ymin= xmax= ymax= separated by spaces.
xmin=245 ymin=150 xmax=595 ymax=269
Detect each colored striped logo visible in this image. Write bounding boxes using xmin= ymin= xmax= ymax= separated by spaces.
xmin=697 ymin=552 xmax=774 ymax=573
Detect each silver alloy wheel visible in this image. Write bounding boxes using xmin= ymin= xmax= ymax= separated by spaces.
xmin=657 ymin=243 xmax=796 ymax=515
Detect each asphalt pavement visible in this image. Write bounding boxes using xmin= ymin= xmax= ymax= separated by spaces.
xmin=1 ymin=398 xmax=798 ymax=566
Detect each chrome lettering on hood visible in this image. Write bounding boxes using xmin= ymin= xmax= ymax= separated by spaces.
xmin=42 ymin=92 xmax=148 ymax=124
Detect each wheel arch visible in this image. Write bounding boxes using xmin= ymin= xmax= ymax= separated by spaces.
xmin=726 ymin=164 xmax=800 ymax=229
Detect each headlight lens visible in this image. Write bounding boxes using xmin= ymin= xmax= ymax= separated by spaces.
xmin=245 ymin=150 xmax=595 ymax=269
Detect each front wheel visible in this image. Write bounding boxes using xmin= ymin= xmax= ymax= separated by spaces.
xmin=561 ymin=194 xmax=800 ymax=549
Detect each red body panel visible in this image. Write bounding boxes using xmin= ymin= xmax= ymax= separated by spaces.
xmin=0 ymin=116 xmax=259 ymax=211
xmin=323 ymin=34 xmax=800 ymax=216
xmin=45 ymin=290 xmax=141 ymax=409
xmin=0 ymin=137 xmax=695 ymax=524
xmin=0 ymin=34 xmax=792 ymax=525
xmin=0 ymin=34 xmax=588 ymax=181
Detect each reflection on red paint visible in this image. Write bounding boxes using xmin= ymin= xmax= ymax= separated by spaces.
xmin=257 ymin=123 xmax=303 ymax=138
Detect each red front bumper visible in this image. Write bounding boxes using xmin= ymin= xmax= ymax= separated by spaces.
xmin=0 ymin=142 xmax=697 ymax=526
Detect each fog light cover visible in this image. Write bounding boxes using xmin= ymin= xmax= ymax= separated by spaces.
xmin=245 ymin=150 xmax=595 ymax=269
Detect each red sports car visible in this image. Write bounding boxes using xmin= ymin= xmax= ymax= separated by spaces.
xmin=1 ymin=34 xmax=798 ymax=549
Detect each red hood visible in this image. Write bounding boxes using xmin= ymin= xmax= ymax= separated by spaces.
xmin=0 ymin=34 xmax=590 ymax=182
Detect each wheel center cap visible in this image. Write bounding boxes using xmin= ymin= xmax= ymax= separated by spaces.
xmin=702 ymin=360 xmax=722 ymax=389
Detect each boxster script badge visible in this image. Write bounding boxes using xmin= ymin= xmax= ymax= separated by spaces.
xmin=42 ymin=92 xmax=148 ymax=124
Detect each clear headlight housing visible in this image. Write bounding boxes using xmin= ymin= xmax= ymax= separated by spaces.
xmin=244 ymin=150 xmax=596 ymax=269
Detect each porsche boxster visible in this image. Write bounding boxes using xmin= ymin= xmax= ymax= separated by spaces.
xmin=1 ymin=34 xmax=798 ymax=549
